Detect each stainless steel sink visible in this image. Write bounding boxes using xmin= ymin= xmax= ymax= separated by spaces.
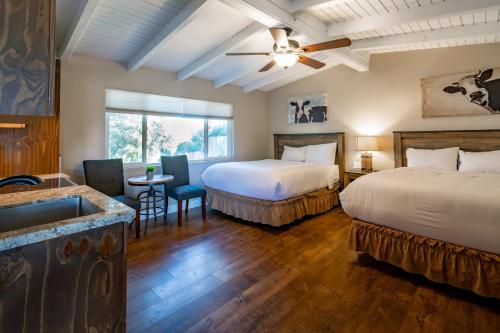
xmin=0 ymin=197 xmax=103 ymax=233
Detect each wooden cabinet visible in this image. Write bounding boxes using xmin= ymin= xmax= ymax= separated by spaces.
xmin=0 ymin=0 xmax=55 ymax=116
xmin=343 ymin=169 xmax=377 ymax=187
xmin=0 ymin=223 xmax=127 ymax=333
xmin=0 ymin=0 xmax=59 ymax=178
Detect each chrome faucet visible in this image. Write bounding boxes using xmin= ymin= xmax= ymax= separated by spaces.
xmin=0 ymin=175 xmax=43 ymax=188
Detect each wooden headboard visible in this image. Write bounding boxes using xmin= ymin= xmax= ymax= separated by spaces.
xmin=273 ymin=132 xmax=345 ymax=187
xmin=394 ymin=130 xmax=500 ymax=167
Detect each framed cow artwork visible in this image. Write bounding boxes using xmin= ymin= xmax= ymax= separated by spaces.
xmin=288 ymin=92 xmax=327 ymax=124
xmin=421 ymin=67 xmax=500 ymax=117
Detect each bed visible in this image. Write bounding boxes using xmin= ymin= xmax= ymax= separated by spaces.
xmin=340 ymin=130 xmax=500 ymax=298
xmin=202 ymin=133 xmax=345 ymax=226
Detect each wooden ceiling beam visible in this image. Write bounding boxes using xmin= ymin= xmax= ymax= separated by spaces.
xmin=328 ymin=0 xmax=500 ymax=36
xmin=258 ymin=59 xmax=340 ymax=91
xmin=213 ymin=63 xmax=265 ymax=88
xmin=219 ymin=0 xmax=369 ymax=73
xmin=177 ymin=22 xmax=266 ymax=81
xmin=351 ymin=21 xmax=500 ymax=51
xmin=243 ymin=54 xmax=336 ymax=93
xmin=58 ymin=0 xmax=100 ymax=60
xmin=289 ymin=0 xmax=350 ymax=13
xmin=127 ymin=0 xmax=213 ymax=72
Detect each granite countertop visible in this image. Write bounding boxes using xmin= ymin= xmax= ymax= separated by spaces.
xmin=0 ymin=173 xmax=77 ymax=194
xmin=37 ymin=173 xmax=75 ymax=181
xmin=0 ymin=185 xmax=135 ymax=251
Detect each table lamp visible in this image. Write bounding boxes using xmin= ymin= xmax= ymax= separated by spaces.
xmin=356 ymin=136 xmax=379 ymax=171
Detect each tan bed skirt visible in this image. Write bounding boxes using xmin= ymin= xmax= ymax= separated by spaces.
xmin=206 ymin=185 xmax=339 ymax=227
xmin=348 ymin=219 xmax=500 ymax=298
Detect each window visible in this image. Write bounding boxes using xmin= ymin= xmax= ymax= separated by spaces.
xmin=105 ymin=89 xmax=233 ymax=164
xmin=208 ymin=119 xmax=229 ymax=158
xmin=146 ymin=115 xmax=205 ymax=162
xmin=107 ymin=113 xmax=143 ymax=163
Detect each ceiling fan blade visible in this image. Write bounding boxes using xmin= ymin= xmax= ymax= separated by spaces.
xmin=298 ymin=56 xmax=325 ymax=69
xmin=301 ymin=38 xmax=352 ymax=53
xmin=259 ymin=60 xmax=276 ymax=72
xmin=269 ymin=28 xmax=289 ymax=49
xmin=225 ymin=52 xmax=270 ymax=56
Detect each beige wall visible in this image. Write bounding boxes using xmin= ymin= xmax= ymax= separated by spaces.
xmin=60 ymin=54 xmax=268 ymax=184
xmin=267 ymin=43 xmax=500 ymax=170
xmin=61 ymin=44 xmax=500 ymax=181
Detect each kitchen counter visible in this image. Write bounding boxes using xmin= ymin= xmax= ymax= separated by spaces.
xmin=0 ymin=180 xmax=132 ymax=332
xmin=0 ymin=173 xmax=77 ymax=194
xmin=0 ymin=184 xmax=134 ymax=251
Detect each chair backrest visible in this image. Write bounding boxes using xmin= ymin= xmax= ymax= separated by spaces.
xmin=83 ymin=159 xmax=125 ymax=196
xmin=161 ymin=155 xmax=189 ymax=187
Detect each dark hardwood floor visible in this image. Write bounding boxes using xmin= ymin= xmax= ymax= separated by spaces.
xmin=126 ymin=207 xmax=500 ymax=333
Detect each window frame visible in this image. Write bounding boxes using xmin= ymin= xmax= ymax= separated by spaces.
xmin=105 ymin=109 xmax=234 ymax=165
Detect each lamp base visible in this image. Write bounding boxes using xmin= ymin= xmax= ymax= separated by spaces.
xmin=361 ymin=153 xmax=373 ymax=171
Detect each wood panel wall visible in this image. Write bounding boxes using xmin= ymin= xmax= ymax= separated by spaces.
xmin=0 ymin=0 xmax=55 ymax=116
xmin=0 ymin=0 xmax=58 ymax=178
xmin=0 ymin=61 xmax=60 ymax=178
xmin=0 ymin=223 xmax=126 ymax=333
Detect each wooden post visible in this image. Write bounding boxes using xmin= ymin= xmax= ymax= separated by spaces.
xmin=135 ymin=209 xmax=140 ymax=239
xmin=202 ymin=195 xmax=207 ymax=220
xmin=177 ymin=200 xmax=183 ymax=226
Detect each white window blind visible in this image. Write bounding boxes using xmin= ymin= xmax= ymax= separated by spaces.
xmin=105 ymin=89 xmax=233 ymax=119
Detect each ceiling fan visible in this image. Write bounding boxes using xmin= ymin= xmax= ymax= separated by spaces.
xmin=226 ymin=27 xmax=351 ymax=72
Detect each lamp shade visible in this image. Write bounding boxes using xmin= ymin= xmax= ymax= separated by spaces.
xmin=356 ymin=136 xmax=379 ymax=151
xmin=274 ymin=53 xmax=299 ymax=69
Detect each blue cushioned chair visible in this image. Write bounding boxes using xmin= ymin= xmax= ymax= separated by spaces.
xmin=161 ymin=155 xmax=207 ymax=225
xmin=83 ymin=159 xmax=142 ymax=238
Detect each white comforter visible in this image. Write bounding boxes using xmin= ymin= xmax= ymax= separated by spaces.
xmin=201 ymin=159 xmax=339 ymax=201
xmin=340 ymin=168 xmax=500 ymax=254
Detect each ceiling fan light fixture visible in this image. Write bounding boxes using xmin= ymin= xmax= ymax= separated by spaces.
xmin=274 ymin=53 xmax=299 ymax=69
xmin=226 ymin=28 xmax=350 ymax=73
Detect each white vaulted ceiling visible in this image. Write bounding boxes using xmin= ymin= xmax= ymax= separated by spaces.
xmin=56 ymin=0 xmax=500 ymax=92
xmin=145 ymin=1 xmax=254 ymax=73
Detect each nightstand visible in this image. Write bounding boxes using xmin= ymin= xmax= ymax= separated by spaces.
xmin=344 ymin=169 xmax=377 ymax=187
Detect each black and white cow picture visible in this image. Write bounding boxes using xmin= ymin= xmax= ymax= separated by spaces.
xmin=309 ymin=105 xmax=328 ymax=122
xmin=443 ymin=69 xmax=500 ymax=114
xmin=290 ymin=100 xmax=327 ymax=123
xmin=290 ymin=100 xmax=310 ymax=123
xmin=289 ymin=94 xmax=328 ymax=124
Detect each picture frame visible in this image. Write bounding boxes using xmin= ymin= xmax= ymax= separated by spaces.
xmin=288 ymin=92 xmax=328 ymax=124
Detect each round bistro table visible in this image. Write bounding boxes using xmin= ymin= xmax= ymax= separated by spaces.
xmin=128 ymin=174 xmax=174 ymax=235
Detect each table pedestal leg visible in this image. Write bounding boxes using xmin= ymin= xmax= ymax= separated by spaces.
xmin=145 ymin=189 xmax=150 ymax=235
xmin=151 ymin=186 xmax=158 ymax=223
xmin=134 ymin=183 xmax=169 ymax=234
xmin=164 ymin=195 xmax=168 ymax=222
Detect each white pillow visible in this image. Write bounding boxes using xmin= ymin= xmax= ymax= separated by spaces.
xmin=459 ymin=150 xmax=500 ymax=173
xmin=281 ymin=146 xmax=306 ymax=162
xmin=406 ymin=147 xmax=459 ymax=171
xmin=305 ymin=142 xmax=337 ymax=164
